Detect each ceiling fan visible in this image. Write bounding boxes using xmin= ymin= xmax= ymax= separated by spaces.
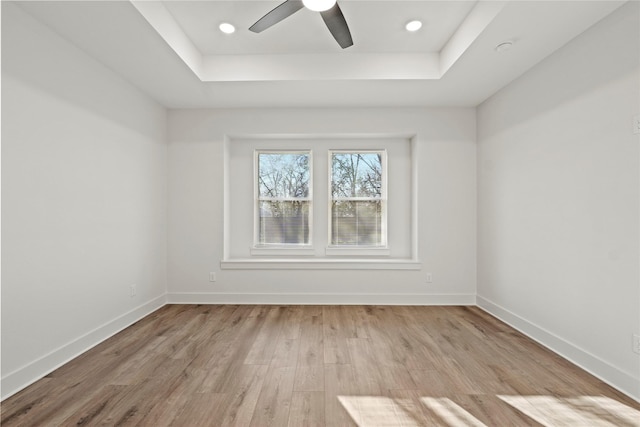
xmin=249 ymin=0 xmax=353 ymax=49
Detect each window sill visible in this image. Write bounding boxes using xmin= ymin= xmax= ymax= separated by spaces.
xmin=325 ymin=246 xmax=390 ymax=257
xmin=250 ymin=246 xmax=315 ymax=256
xmin=220 ymin=259 xmax=422 ymax=270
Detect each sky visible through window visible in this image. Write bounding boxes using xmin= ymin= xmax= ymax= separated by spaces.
xmin=258 ymin=153 xmax=309 ymax=199
xmin=331 ymin=152 xmax=382 ymax=199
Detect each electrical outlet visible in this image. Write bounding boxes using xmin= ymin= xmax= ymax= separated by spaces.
xmin=130 ymin=284 xmax=137 ymax=297
xmin=426 ymin=273 xmax=433 ymax=284
xmin=633 ymin=334 xmax=640 ymax=354
xmin=209 ymin=272 xmax=217 ymax=282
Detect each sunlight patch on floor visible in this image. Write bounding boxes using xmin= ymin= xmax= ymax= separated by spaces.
xmin=497 ymin=395 xmax=640 ymax=427
xmin=420 ymin=397 xmax=488 ymax=427
xmin=337 ymin=394 xmax=640 ymax=427
xmin=338 ymin=395 xmax=489 ymax=426
xmin=338 ymin=396 xmax=423 ymax=426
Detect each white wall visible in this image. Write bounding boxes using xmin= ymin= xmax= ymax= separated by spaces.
xmin=477 ymin=2 xmax=640 ymax=400
xmin=168 ymin=108 xmax=477 ymax=304
xmin=1 ymin=3 xmax=168 ymax=399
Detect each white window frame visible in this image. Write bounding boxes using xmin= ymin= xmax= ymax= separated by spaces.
xmin=252 ymin=150 xmax=314 ymax=255
xmin=222 ymin=134 xmax=420 ymax=270
xmin=326 ymin=150 xmax=389 ymax=256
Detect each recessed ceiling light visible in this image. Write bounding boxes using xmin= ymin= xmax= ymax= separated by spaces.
xmin=495 ymin=41 xmax=513 ymax=52
xmin=219 ymin=22 xmax=235 ymax=34
xmin=405 ymin=20 xmax=422 ymax=32
xmin=302 ymin=0 xmax=336 ymax=12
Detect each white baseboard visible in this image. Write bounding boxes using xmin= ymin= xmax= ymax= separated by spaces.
xmin=167 ymin=292 xmax=476 ymax=306
xmin=476 ymin=295 xmax=640 ymax=403
xmin=1 ymin=294 xmax=167 ymax=401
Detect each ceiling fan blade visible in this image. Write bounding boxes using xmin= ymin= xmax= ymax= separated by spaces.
xmin=249 ymin=0 xmax=304 ymax=33
xmin=320 ymin=3 xmax=353 ymax=49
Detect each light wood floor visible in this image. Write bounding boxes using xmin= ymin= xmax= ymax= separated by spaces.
xmin=2 ymin=305 xmax=639 ymax=426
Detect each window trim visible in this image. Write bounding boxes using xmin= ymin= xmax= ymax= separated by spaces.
xmin=222 ymin=133 xmax=419 ymax=270
xmin=250 ymin=246 xmax=316 ymax=256
xmin=221 ymin=258 xmax=421 ymax=270
xmin=325 ymin=246 xmax=391 ymax=256
xmin=253 ymin=149 xmax=313 ymax=249
xmin=327 ymin=149 xmax=388 ymax=250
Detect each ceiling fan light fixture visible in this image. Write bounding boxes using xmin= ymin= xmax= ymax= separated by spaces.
xmin=302 ymin=0 xmax=337 ymax=12
xmin=405 ymin=20 xmax=422 ymax=32
xmin=219 ymin=22 xmax=236 ymax=34
xmin=250 ymin=0 xmax=351 ymax=48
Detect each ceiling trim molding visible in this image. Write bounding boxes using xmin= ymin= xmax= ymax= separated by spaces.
xmin=131 ymin=1 xmax=204 ymax=76
xmin=130 ymin=0 xmax=505 ymax=82
xmin=439 ymin=0 xmax=506 ymax=75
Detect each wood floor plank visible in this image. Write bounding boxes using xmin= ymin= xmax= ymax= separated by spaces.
xmin=348 ymin=305 xmax=371 ymax=338
xmin=0 ymin=379 xmax=55 ymax=426
xmin=169 ymin=305 xmax=241 ymax=362
xmin=212 ymin=364 xmax=269 ymax=426
xmin=3 ymin=304 xmax=639 ymax=427
xmin=280 ymin=305 xmax=304 ymax=339
xmin=190 ymin=305 xmax=255 ymax=371
xmin=294 ymin=306 xmax=325 ymax=392
xmin=377 ymin=364 xmax=418 ymax=391
xmin=346 ymin=337 xmax=384 ymax=395
xmin=322 ymin=306 xmax=351 ymax=364
xmin=386 ymin=389 xmax=452 ymax=426
xmin=1 ymin=380 xmax=117 ymax=427
xmin=369 ymin=306 xmax=434 ymax=370
xmin=249 ymin=366 xmax=296 ymax=426
xmin=199 ymin=307 xmax=267 ymax=393
xmin=244 ymin=306 xmax=287 ymax=365
xmin=109 ymin=339 xmax=169 ymax=386
xmin=324 ymin=363 xmax=358 ymax=427
xmin=167 ymin=393 xmax=227 ymax=426
xmin=288 ymin=391 xmax=325 ymax=427
xmin=138 ymin=365 xmax=209 ymax=426
xmin=452 ymin=394 xmax=545 ymax=426
xmin=67 ymin=357 xmax=191 ymax=425
xmin=293 ymin=365 xmax=325 ymax=392
xmin=59 ymin=385 xmax=129 ymax=426
xmin=297 ymin=306 xmax=324 ymax=366
xmin=270 ymin=338 xmax=300 ymax=368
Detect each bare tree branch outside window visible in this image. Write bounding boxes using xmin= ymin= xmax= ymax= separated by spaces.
xmin=257 ymin=152 xmax=311 ymax=245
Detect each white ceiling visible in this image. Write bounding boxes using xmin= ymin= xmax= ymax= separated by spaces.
xmin=14 ymin=1 xmax=626 ymax=109
xmin=162 ymin=1 xmax=478 ymax=54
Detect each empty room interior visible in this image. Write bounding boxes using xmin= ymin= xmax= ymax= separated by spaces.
xmin=1 ymin=0 xmax=639 ymax=425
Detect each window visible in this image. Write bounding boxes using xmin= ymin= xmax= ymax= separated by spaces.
xmin=255 ymin=151 xmax=311 ymax=246
xmin=330 ymin=151 xmax=387 ymax=247
xmin=224 ymin=135 xmax=416 ymax=268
